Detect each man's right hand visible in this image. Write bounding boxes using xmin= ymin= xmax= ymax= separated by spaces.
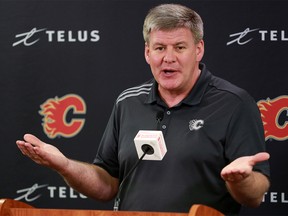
xmin=16 ymin=134 xmax=69 ymax=172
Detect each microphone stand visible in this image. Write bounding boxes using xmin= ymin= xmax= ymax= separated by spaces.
xmin=114 ymin=111 xmax=164 ymax=211
xmin=113 ymin=147 xmax=151 ymax=211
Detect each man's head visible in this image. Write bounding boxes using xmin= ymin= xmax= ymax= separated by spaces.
xmin=143 ymin=4 xmax=205 ymax=106
xmin=143 ymin=4 xmax=204 ymax=45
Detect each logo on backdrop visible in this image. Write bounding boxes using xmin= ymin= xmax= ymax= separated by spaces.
xmin=15 ymin=183 xmax=87 ymax=202
xmin=39 ymin=94 xmax=86 ymax=139
xmin=263 ymin=191 xmax=288 ymax=204
xmin=12 ymin=27 xmax=100 ymax=47
xmin=227 ymin=27 xmax=288 ymax=46
xmin=257 ymin=95 xmax=288 ymax=141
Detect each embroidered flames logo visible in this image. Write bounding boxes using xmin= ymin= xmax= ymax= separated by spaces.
xmin=257 ymin=96 xmax=288 ymax=141
xmin=39 ymin=94 xmax=86 ymax=139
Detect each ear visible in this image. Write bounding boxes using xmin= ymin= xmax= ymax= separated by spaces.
xmin=196 ymin=40 xmax=205 ymax=62
xmin=144 ymin=42 xmax=150 ymax=64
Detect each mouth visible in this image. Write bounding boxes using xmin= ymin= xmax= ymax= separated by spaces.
xmin=162 ymin=68 xmax=177 ymax=75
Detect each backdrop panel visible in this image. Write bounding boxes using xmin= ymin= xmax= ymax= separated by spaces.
xmin=0 ymin=0 xmax=287 ymax=215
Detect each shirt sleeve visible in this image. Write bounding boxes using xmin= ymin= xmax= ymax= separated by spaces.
xmin=93 ymin=104 xmax=120 ymax=178
xmin=225 ymin=94 xmax=270 ymax=178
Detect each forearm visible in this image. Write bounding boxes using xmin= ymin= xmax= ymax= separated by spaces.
xmin=16 ymin=134 xmax=119 ymax=201
xmin=226 ymin=171 xmax=270 ymax=207
xmin=58 ymin=159 xmax=119 ymax=201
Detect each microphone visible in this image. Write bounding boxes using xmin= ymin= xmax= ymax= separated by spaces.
xmin=135 ymin=111 xmax=166 ymax=160
xmin=134 ymin=130 xmax=167 ymax=160
xmin=113 ymin=111 xmax=167 ymax=211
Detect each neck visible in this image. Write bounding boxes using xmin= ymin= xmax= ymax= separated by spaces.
xmin=160 ymin=91 xmax=187 ymax=108
xmin=159 ymin=69 xmax=201 ymax=108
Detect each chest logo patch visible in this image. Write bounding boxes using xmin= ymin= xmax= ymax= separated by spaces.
xmin=189 ymin=119 xmax=204 ymax=131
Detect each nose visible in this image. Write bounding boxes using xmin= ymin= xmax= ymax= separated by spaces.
xmin=163 ymin=49 xmax=176 ymax=63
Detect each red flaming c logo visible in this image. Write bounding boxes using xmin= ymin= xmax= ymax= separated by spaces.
xmin=257 ymin=95 xmax=288 ymax=141
xmin=39 ymin=94 xmax=86 ymax=139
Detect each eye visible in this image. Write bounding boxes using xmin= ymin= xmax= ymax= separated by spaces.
xmin=155 ymin=46 xmax=165 ymax=51
xmin=176 ymin=46 xmax=186 ymax=51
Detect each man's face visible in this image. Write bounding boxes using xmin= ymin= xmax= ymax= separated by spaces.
xmin=145 ymin=27 xmax=204 ymax=96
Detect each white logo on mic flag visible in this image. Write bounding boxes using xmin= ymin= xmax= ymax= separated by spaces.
xmin=134 ymin=130 xmax=167 ymax=160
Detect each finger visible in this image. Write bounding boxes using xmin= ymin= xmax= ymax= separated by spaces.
xmin=23 ymin=134 xmax=45 ymax=148
xmin=222 ymin=172 xmax=247 ymax=182
xmin=221 ymin=172 xmax=235 ymax=182
xmin=16 ymin=138 xmax=39 ymax=158
xmin=16 ymin=140 xmax=25 ymax=147
xmin=16 ymin=140 xmax=31 ymax=155
xmin=250 ymin=152 xmax=270 ymax=165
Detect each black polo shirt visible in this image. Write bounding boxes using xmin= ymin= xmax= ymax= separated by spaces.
xmin=93 ymin=63 xmax=270 ymax=215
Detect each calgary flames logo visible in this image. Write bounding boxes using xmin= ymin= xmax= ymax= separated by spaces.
xmin=39 ymin=94 xmax=86 ymax=139
xmin=257 ymin=95 xmax=288 ymax=141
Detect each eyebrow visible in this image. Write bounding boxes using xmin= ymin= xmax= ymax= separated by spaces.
xmin=152 ymin=41 xmax=188 ymax=47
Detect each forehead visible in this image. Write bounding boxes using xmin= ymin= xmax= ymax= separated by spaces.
xmin=148 ymin=27 xmax=195 ymax=44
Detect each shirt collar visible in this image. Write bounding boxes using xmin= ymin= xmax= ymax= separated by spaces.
xmin=145 ymin=79 xmax=159 ymax=105
xmin=145 ymin=63 xmax=212 ymax=107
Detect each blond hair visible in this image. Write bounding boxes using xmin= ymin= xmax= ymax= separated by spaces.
xmin=143 ymin=4 xmax=204 ymax=44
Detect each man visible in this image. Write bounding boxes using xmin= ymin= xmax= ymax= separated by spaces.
xmin=16 ymin=4 xmax=270 ymax=215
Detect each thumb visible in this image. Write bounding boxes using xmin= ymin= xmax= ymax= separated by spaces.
xmin=23 ymin=134 xmax=45 ymax=147
xmin=250 ymin=152 xmax=270 ymax=166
